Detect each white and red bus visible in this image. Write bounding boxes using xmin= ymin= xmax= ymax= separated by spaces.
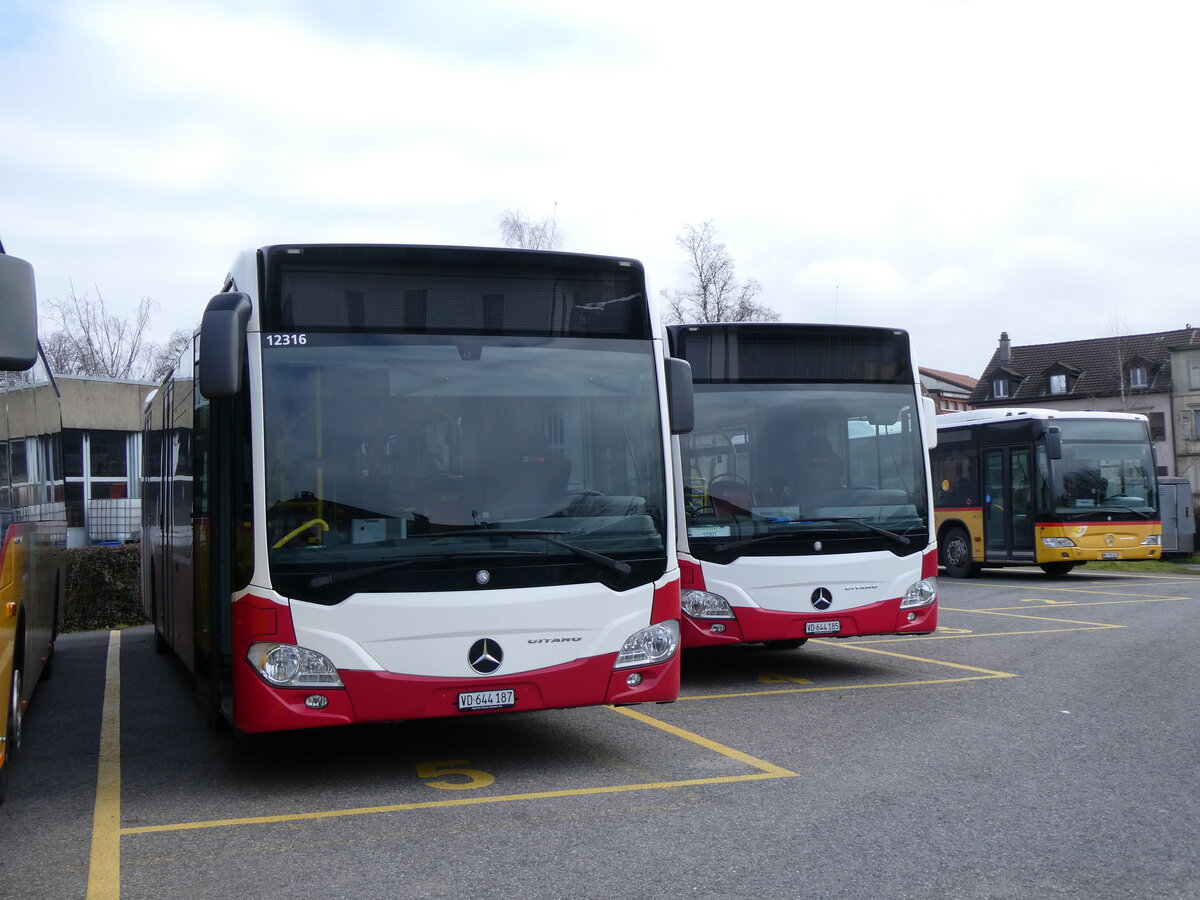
xmin=668 ymin=323 xmax=938 ymax=649
xmin=0 ymin=248 xmax=65 ymax=802
xmin=143 ymin=244 xmax=692 ymax=733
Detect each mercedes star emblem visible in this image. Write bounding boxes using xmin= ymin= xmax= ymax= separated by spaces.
xmin=811 ymin=587 xmax=834 ymax=611
xmin=468 ymin=638 xmax=503 ymax=674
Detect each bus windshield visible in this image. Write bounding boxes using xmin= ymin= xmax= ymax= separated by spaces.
xmin=683 ymin=382 xmax=928 ymax=558
xmin=1051 ymin=419 xmax=1157 ymax=516
xmin=261 ymin=333 xmax=667 ymax=598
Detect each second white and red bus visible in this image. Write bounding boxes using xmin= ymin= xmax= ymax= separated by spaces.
xmin=668 ymin=323 xmax=938 ymax=649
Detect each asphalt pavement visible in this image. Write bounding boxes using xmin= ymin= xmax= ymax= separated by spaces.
xmin=2 ymin=568 xmax=1198 ymax=899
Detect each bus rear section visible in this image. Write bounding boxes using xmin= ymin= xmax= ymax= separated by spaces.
xmin=933 ymin=408 xmax=1161 ymax=577
xmin=144 ymin=245 xmax=692 ymax=732
xmin=669 ymin=323 xmax=938 ymax=649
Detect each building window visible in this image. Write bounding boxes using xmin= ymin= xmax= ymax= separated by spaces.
xmin=1048 ymin=373 xmax=1067 ymax=394
xmin=1193 ymin=409 xmax=1200 ymax=441
xmin=1129 ymin=367 xmax=1148 ymax=389
xmin=1190 ymin=361 xmax=1200 ymax=390
xmin=1148 ymin=412 xmax=1166 ymax=442
xmin=993 ymin=378 xmax=1009 ymax=399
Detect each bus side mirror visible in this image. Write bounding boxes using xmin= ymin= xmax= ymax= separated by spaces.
xmin=921 ymin=396 xmax=938 ymax=449
xmin=666 ymin=357 xmax=694 ymax=435
xmin=1046 ymin=425 xmax=1063 ymax=460
xmin=198 ymin=292 xmax=252 ymax=398
xmin=0 ymin=254 xmax=38 ymax=371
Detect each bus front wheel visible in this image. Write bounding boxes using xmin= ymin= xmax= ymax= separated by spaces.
xmin=940 ymin=527 xmax=979 ymax=578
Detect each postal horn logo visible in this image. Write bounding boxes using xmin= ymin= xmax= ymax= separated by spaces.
xmin=468 ymin=638 xmax=503 ymax=674
xmin=811 ymin=587 xmax=834 ymax=611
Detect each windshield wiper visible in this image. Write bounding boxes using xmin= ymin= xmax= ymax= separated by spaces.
xmin=714 ymin=518 xmax=913 ymax=554
xmin=309 ymin=551 xmax=523 ymax=588
xmin=432 ymin=528 xmax=632 ymax=576
xmin=1058 ymin=506 xmax=1151 ymax=521
xmin=1097 ymin=505 xmax=1152 ymax=520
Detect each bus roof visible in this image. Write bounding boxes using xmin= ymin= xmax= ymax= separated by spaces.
xmin=936 ymin=407 xmax=1149 ymax=429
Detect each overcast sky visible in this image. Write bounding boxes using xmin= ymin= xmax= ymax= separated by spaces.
xmin=4 ymin=0 xmax=1199 ymax=379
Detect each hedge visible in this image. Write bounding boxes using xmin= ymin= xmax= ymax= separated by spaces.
xmin=63 ymin=545 xmax=148 ymax=632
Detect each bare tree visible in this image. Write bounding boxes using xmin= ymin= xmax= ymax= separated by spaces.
xmin=498 ymin=206 xmax=565 ymax=250
xmin=661 ymin=221 xmax=779 ymax=324
xmin=41 ymin=285 xmax=190 ymax=382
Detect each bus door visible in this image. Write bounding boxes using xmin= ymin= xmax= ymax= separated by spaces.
xmin=983 ymin=445 xmax=1034 ymax=561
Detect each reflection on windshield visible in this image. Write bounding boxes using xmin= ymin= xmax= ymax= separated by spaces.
xmin=1052 ymin=442 xmax=1157 ymax=515
xmin=682 ymin=383 xmax=928 ymax=553
xmin=262 ymin=336 xmax=666 ymax=572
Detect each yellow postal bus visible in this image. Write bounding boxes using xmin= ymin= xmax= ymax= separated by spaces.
xmin=932 ymin=408 xmax=1161 ymax=577
xmin=0 ymin=248 xmax=65 ymax=802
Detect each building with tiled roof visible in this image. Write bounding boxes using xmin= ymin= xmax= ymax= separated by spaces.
xmin=971 ymin=328 xmax=1200 ymax=507
xmin=919 ymin=367 xmax=977 ymax=414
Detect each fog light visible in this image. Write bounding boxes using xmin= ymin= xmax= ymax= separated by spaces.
xmin=710 ymin=623 xmax=726 ymax=633
xmin=305 ymin=695 xmax=328 ymax=709
xmin=907 ymin=612 xmax=917 ymax=622
xmin=626 ymin=673 xmax=643 ymax=687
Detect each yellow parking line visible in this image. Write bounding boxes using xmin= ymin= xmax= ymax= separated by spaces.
xmin=607 ymin=705 xmax=796 ymax=776
xmin=118 ymin=705 xmax=796 ymax=838
xmin=859 ymin=624 xmax=1119 ymax=644
xmin=945 ymin=596 xmax=1186 ymax=611
xmin=120 ymin=769 xmax=794 ymax=836
xmin=682 ymin=673 xmax=1011 ymax=701
xmin=945 ymin=609 xmax=1124 ymax=628
xmin=810 ymin=640 xmax=1017 ymax=675
xmin=86 ymin=630 xmax=122 ymax=900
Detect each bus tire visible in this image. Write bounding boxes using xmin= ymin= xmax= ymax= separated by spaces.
xmin=1039 ymin=562 xmax=1075 ymax=577
xmin=940 ymin=527 xmax=979 ymax=578
xmin=2 ymin=653 xmax=24 ymax=804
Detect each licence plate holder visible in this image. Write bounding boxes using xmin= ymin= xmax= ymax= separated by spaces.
xmin=806 ymin=620 xmax=841 ymax=635
xmin=1101 ymin=552 xmax=1119 ymax=560
xmin=457 ymin=689 xmax=516 ymax=711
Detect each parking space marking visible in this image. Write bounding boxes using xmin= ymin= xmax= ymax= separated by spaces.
xmin=607 ymin=706 xmax=796 ymax=776
xmin=100 ymin=686 xmax=796 ymax=854
xmin=681 ymin=643 xmax=1017 ymax=701
xmin=859 ymin=616 xmax=1123 ymax=644
xmin=86 ymin=630 xmax=122 ymax=900
xmin=948 ymin=593 xmax=1192 ymax=612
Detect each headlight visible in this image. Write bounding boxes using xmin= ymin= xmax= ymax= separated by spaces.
xmin=248 ymin=642 xmax=344 ymax=688
xmin=1041 ymin=537 xmax=1076 ymax=549
xmin=900 ymin=578 xmax=937 ymax=610
xmin=681 ymin=588 xmax=735 ymax=619
xmin=1141 ymin=535 xmax=1161 ymax=546
xmin=615 ymin=620 xmax=680 ymax=669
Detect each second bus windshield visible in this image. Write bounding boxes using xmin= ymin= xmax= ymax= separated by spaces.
xmin=683 ymin=383 xmax=928 ymax=555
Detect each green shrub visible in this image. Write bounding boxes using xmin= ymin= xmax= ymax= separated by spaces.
xmin=63 ymin=545 xmax=148 ymax=632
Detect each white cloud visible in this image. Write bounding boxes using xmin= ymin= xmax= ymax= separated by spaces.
xmin=4 ymin=0 xmax=1200 ymax=369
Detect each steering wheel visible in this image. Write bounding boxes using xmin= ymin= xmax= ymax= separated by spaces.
xmin=273 ymin=518 xmax=329 ymax=549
